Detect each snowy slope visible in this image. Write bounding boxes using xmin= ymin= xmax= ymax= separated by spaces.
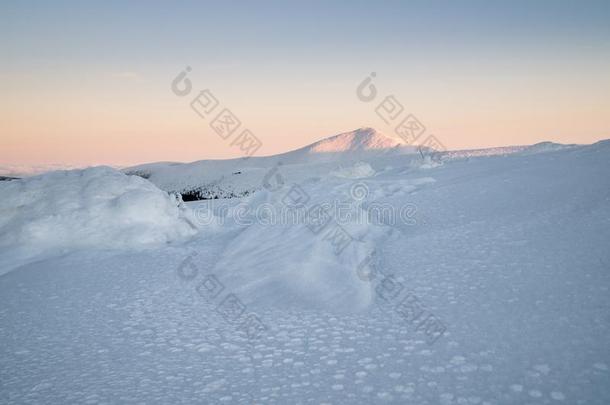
xmin=1 ymin=137 xmax=609 ymax=404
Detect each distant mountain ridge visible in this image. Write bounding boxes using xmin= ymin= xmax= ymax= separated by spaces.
xmin=124 ymin=127 xmax=588 ymax=200
xmin=124 ymin=127 xmax=420 ymax=200
xmin=267 ymin=127 xmax=419 ymax=163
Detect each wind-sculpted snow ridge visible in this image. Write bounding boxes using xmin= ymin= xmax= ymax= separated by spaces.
xmin=195 ymin=186 xmax=376 ymax=313
xmin=174 ymin=165 xmax=436 ymax=313
xmin=0 ymin=167 xmax=197 ymax=274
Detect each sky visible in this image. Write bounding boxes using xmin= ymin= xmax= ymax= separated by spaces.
xmin=2 ymin=0 xmax=610 ymax=169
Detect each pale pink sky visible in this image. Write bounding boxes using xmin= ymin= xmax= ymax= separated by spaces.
xmin=2 ymin=1 xmax=609 ymax=170
xmin=2 ymin=67 xmax=608 ymax=169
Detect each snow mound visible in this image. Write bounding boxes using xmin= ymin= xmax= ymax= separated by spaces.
xmin=199 ymin=186 xmax=382 ymax=313
xmin=0 ymin=167 xmax=196 ymax=273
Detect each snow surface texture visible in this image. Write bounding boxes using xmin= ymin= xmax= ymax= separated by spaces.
xmin=1 ymin=134 xmax=610 ymax=404
xmin=0 ymin=167 xmax=196 ymax=273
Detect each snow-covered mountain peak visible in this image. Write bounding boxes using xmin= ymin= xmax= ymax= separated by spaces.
xmin=302 ymin=127 xmax=405 ymax=154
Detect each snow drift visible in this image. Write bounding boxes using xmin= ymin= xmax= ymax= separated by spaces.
xmin=0 ymin=167 xmax=196 ymax=274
